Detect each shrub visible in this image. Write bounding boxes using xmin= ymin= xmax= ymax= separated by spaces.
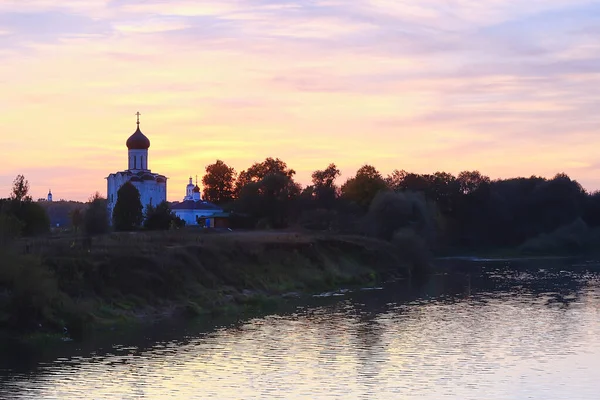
xmin=84 ymin=195 xmax=109 ymax=235
xmin=518 ymin=218 xmax=590 ymax=254
xmin=364 ymin=190 xmax=437 ymax=244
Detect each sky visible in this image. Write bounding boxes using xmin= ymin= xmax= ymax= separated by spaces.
xmin=1 ymin=0 xmax=600 ymax=201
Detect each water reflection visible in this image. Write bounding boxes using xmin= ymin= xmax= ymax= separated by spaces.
xmin=2 ymin=259 xmax=600 ymax=399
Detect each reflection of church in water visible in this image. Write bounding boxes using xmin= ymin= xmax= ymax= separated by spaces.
xmin=106 ymin=113 xmax=226 ymax=227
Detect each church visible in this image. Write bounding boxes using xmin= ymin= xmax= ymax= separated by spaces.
xmin=170 ymin=177 xmax=228 ymax=227
xmin=106 ymin=113 xmax=228 ymax=228
xmin=106 ymin=113 xmax=167 ymax=222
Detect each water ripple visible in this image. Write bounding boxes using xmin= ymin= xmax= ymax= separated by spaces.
xmin=2 ymin=262 xmax=600 ymax=399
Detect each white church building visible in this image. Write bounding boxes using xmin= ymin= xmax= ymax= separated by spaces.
xmin=171 ymin=177 xmax=227 ymax=227
xmin=106 ymin=114 xmax=167 ymax=221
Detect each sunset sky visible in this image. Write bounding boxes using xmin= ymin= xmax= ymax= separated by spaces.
xmin=1 ymin=0 xmax=599 ymax=201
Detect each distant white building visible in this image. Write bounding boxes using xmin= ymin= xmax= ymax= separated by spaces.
xmin=106 ymin=113 xmax=167 ymax=222
xmin=47 ymin=189 xmax=53 ymax=202
xmin=171 ymin=178 xmax=227 ymax=227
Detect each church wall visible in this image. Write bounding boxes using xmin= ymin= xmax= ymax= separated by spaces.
xmin=173 ymin=209 xmax=221 ymax=226
xmin=107 ymin=174 xmax=167 ymax=223
xmin=132 ymin=180 xmax=167 ymax=213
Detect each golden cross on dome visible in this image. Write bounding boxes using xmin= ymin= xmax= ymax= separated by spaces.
xmin=135 ymin=111 xmax=141 ymax=126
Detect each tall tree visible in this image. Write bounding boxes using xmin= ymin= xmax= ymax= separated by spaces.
xmin=341 ymin=165 xmax=388 ymax=209
xmin=112 ymin=182 xmax=143 ymax=231
xmin=10 ymin=174 xmax=31 ymax=202
xmin=235 ymin=157 xmax=301 ymax=228
xmin=202 ymin=160 xmax=237 ymax=204
xmin=457 ymin=171 xmax=490 ymax=195
xmin=235 ymin=157 xmax=295 ymax=194
xmin=309 ymin=163 xmax=341 ymax=209
xmin=84 ymin=192 xmax=109 ymax=235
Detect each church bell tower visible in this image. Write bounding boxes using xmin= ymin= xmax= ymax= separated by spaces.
xmin=126 ymin=112 xmax=150 ymax=171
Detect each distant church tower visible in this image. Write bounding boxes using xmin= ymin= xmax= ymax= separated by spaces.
xmin=47 ymin=189 xmax=53 ymax=202
xmin=184 ymin=176 xmax=195 ymax=200
xmin=192 ymin=176 xmax=201 ymax=201
xmin=106 ymin=112 xmax=168 ymax=223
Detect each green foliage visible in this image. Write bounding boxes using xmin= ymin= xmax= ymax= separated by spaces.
xmin=308 ymin=163 xmax=340 ymax=209
xmin=0 ymin=212 xmax=24 ymax=245
xmin=235 ymin=157 xmax=296 ymax=193
xmin=518 ymin=219 xmax=593 ymax=255
xmin=364 ymin=191 xmax=436 ymax=243
xmin=235 ymin=158 xmax=301 ymax=228
xmin=0 ymin=175 xmax=50 ymax=237
xmin=341 ymin=165 xmax=388 ymax=210
xmin=0 ymin=199 xmax=50 ymax=237
xmin=112 ymin=182 xmax=143 ymax=231
xmin=202 ymin=160 xmax=237 ymax=204
xmin=0 ymin=251 xmax=63 ymax=331
xmin=144 ymin=201 xmax=185 ymax=230
xmin=16 ymin=201 xmax=50 ymax=236
xmin=84 ymin=193 xmax=109 ymax=235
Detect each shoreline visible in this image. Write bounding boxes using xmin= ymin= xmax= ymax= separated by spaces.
xmin=1 ymin=230 xmax=419 ymax=344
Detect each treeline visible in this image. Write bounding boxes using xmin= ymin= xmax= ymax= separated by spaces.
xmin=200 ymin=158 xmax=600 ymax=251
xmin=2 ymin=159 xmax=600 ymax=253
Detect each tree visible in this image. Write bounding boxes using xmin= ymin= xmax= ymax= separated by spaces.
xmin=235 ymin=158 xmax=301 ymax=228
xmin=340 ymin=165 xmax=388 ymax=209
xmin=235 ymin=157 xmax=295 ymax=194
xmin=310 ymin=163 xmax=341 ymax=209
xmin=202 ymin=160 xmax=237 ymax=204
xmin=0 ymin=212 xmax=24 ymax=245
xmin=84 ymin=192 xmax=109 ymax=235
xmin=10 ymin=174 xmax=31 ymax=202
xmin=144 ymin=201 xmax=185 ymax=230
xmin=112 ymin=182 xmax=143 ymax=231
xmin=385 ymin=169 xmax=408 ymax=191
xmin=71 ymin=208 xmax=84 ymax=233
xmin=17 ymin=202 xmax=50 ymax=235
xmin=457 ymin=171 xmax=490 ymax=195
xmin=364 ymin=190 xmax=436 ymax=244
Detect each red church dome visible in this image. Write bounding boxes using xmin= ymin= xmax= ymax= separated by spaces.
xmin=126 ymin=126 xmax=150 ymax=150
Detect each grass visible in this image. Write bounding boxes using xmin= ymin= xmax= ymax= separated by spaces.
xmin=1 ymin=229 xmax=421 ymax=340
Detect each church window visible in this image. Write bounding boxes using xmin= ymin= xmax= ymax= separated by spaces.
xmin=134 ymin=155 xmax=137 ymax=169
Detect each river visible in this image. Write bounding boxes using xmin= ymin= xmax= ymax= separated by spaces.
xmin=1 ymin=258 xmax=600 ymax=399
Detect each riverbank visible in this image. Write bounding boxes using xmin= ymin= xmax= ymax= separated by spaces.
xmin=0 ymin=230 xmax=423 ymax=342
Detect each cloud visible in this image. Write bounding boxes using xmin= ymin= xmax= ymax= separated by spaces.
xmin=2 ymin=0 xmax=600 ymax=200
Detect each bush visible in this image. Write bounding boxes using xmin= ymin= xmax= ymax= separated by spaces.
xmin=518 ymin=218 xmax=591 ymax=254
xmin=0 ymin=213 xmax=24 ymax=245
xmin=0 ymin=199 xmax=49 ymax=237
xmin=84 ymin=195 xmax=109 ymax=235
xmin=0 ymin=251 xmax=64 ymax=331
xmin=297 ymin=209 xmax=339 ymax=231
xmin=144 ymin=201 xmax=185 ymax=230
xmin=364 ymin=190 xmax=437 ymax=244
